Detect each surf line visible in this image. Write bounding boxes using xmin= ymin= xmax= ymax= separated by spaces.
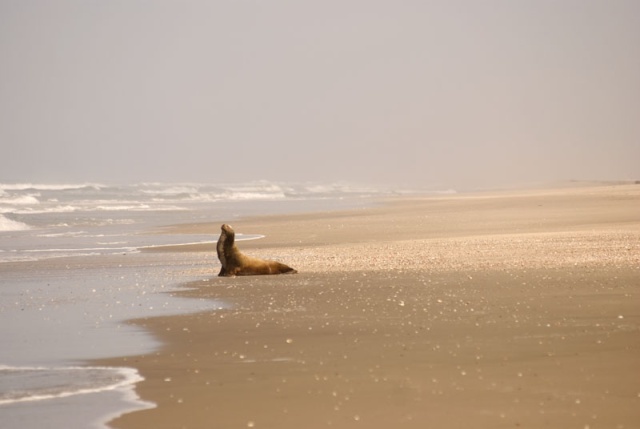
xmin=0 ymin=365 xmax=149 ymax=406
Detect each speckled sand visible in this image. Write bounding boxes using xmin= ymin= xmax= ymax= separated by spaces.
xmin=101 ymin=184 xmax=640 ymax=429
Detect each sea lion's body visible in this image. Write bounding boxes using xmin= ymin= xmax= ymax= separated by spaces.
xmin=217 ymin=224 xmax=297 ymax=277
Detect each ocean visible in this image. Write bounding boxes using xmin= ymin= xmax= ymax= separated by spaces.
xmin=0 ymin=181 xmax=427 ymax=428
xmin=0 ymin=181 xmax=409 ymax=262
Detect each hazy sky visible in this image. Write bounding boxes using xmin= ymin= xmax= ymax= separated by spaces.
xmin=1 ymin=1 xmax=639 ymax=189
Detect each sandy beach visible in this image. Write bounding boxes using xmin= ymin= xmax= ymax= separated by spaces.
xmin=100 ymin=183 xmax=640 ymax=428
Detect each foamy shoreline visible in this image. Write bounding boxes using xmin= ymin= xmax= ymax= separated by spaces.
xmin=0 ymin=365 xmax=145 ymax=406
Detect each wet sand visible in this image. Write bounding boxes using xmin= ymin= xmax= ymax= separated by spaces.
xmin=101 ymin=184 xmax=640 ymax=428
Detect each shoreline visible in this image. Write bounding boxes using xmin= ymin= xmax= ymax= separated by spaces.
xmin=99 ymin=183 xmax=639 ymax=428
xmin=0 ymin=251 xmax=220 ymax=429
xmin=0 ymin=184 xmax=393 ymax=429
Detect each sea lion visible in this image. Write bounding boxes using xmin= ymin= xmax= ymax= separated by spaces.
xmin=216 ymin=224 xmax=297 ymax=277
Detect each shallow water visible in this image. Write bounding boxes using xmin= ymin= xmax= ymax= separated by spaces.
xmin=0 ymin=253 xmax=221 ymax=366
xmin=0 ymin=251 xmax=218 ymax=429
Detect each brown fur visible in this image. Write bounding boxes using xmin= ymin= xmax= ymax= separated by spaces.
xmin=217 ymin=224 xmax=297 ymax=277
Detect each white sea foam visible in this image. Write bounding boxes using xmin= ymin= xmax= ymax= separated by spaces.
xmin=236 ymin=234 xmax=265 ymax=241
xmin=0 ymin=246 xmax=140 ymax=263
xmin=36 ymin=231 xmax=88 ymax=238
xmin=0 ymin=365 xmax=143 ymax=405
xmin=95 ymin=204 xmax=187 ymax=212
xmin=228 ymin=181 xmax=286 ymax=192
xmin=0 ymin=214 xmax=30 ymax=232
xmin=302 ymin=183 xmax=376 ymax=194
xmin=226 ymin=191 xmax=287 ymax=200
xmin=11 ymin=205 xmax=78 ymax=215
xmin=141 ymin=185 xmax=200 ymax=196
xmin=0 ymin=183 xmax=104 ymax=192
xmin=180 ymin=193 xmax=224 ymax=203
xmin=11 ymin=204 xmax=185 ymax=215
xmin=0 ymin=194 xmax=40 ymax=206
xmin=20 ymin=246 xmax=138 ymax=254
xmin=96 ymin=204 xmax=150 ymax=211
xmin=138 ymin=240 xmax=213 ymax=250
xmin=138 ymin=234 xmax=263 ymax=250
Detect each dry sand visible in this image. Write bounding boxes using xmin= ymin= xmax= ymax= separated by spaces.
xmin=100 ymin=183 xmax=640 ymax=429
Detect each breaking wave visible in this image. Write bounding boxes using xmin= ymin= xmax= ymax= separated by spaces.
xmin=0 ymin=183 xmax=104 ymax=192
xmin=0 ymin=365 xmax=144 ymax=405
xmin=0 ymin=214 xmax=30 ymax=232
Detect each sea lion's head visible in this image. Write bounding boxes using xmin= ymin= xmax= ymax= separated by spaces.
xmin=221 ymin=224 xmax=235 ymax=238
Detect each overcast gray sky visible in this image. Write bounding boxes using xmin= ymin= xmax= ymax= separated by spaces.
xmin=1 ymin=1 xmax=638 ymax=189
